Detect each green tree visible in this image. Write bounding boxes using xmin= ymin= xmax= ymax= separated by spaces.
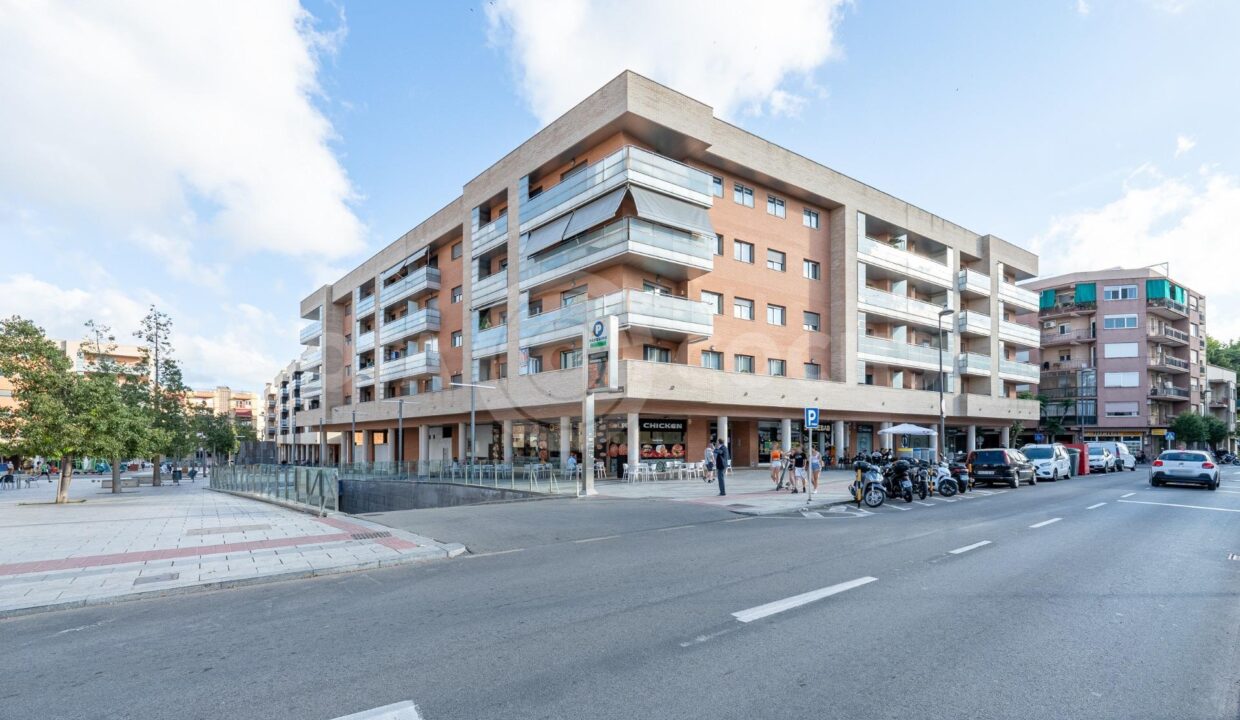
xmin=134 ymin=306 xmax=190 ymax=485
xmin=82 ymin=321 xmax=159 ymax=494
xmin=1206 ymin=336 xmax=1240 ymax=373
xmin=1202 ymin=413 xmax=1230 ymax=451
xmin=1168 ymin=412 xmax=1207 ymax=447
xmin=192 ymin=408 xmax=238 ymax=470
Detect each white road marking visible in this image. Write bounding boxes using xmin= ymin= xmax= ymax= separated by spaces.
xmin=957 ymin=493 xmax=978 ymax=500
xmin=990 ymin=490 xmax=1008 ymax=495
xmin=573 ymin=534 xmax=621 ymax=544
xmin=732 ymin=576 xmax=877 ymax=623
xmin=1215 ymin=490 xmax=1240 ymax=495
xmin=913 ymin=501 xmax=935 ymax=507
xmin=1120 ymin=493 xmax=1135 ymax=498
xmin=462 ymin=548 xmax=524 ymax=559
xmin=1087 ymin=502 xmax=1107 ymax=510
xmin=657 ymin=524 xmax=696 ymax=532
xmin=949 ymin=541 xmax=992 ymax=555
xmin=1118 ymin=499 xmax=1240 ymax=513
xmin=332 ymin=700 xmax=422 ymax=719
xmin=679 ymin=627 xmax=738 ymax=647
xmin=723 ymin=517 xmax=753 ymax=523
xmin=1029 ymin=518 xmax=1062 ymax=529
xmin=799 ymin=511 xmax=824 ymax=519
xmin=879 ymin=503 xmax=909 ymax=511
xmin=972 ymin=490 xmax=994 ymax=496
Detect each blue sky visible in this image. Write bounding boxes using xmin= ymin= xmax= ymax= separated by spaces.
xmin=2 ymin=0 xmax=1237 ymax=392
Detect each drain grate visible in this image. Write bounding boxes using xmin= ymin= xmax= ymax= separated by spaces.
xmin=350 ymin=531 xmax=392 ymax=540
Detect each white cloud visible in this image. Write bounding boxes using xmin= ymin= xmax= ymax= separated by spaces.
xmin=131 ymin=230 xmax=226 ymax=289
xmin=0 ymin=1 xmax=364 ymax=260
xmin=1175 ymin=134 xmax=1196 ymax=157
xmin=485 ymin=0 xmax=848 ymax=124
xmin=1076 ymin=0 xmax=1091 ymax=15
xmin=1032 ymin=165 xmax=1240 ymax=340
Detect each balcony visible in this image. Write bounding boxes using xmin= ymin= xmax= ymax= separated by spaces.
xmin=520 ymin=146 xmax=713 ymax=233
xmin=471 ymin=269 xmax=508 ymax=309
xmin=1147 ymin=297 xmax=1188 ymax=319
xmin=300 ymin=347 xmax=322 ymax=368
xmin=998 ymin=358 xmax=1040 ymax=383
xmin=300 ymin=376 xmax=322 ymax=396
xmin=956 ymin=310 xmax=991 ymax=337
xmin=1041 ymin=385 xmax=1097 ymax=400
xmin=1041 ymin=328 xmax=1095 ymax=346
xmin=858 ymin=335 xmax=951 ymax=371
xmin=472 ymin=324 xmax=508 ymax=358
xmin=957 ymin=268 xmax=991 ymax=297
xmin=299 ymin=320 xmax=322 ymax=345
xmin=522 ymin=289 xmax=715 ymax=350
xmin=1149 ymin=385 xmax=1190 ymax=400
xmin=355 ymin=329 xmax=375 ymax=353
xmin=957 ymin=352 xmax=992 ymax=377
xmin=378 ymin=351 xmax=440 ymax=383
xmin=472 ymin=213 xmax=509 ymax=257
xmin=1147 ymin=323 xmax=1188 ymax=345
xmin=857 ymin=237 xmax=953 ymax=288
xmin=379 ymin=266 xmax=441 ymax=309
xmin=998 ymin=319 xmax=1040 ymax=348
xmin=379 ymin=308 xmax=441 ymax=346
xmin=858 ymin=286 xmax=950 ymax=329
xmin=1039 ymin=299 xmax=1096 ymax=319
xmin=1148 ymin=354 xmax=1190 ymax=374
xmin=999 ymin=282 xmax=1039 ymax=312
xmin=519 ymin=217 xmax=712 ymax=293
xmin=356 ymin=293 xmax=376 ymax=317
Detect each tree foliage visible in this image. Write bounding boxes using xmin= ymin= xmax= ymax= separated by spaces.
xmin=134 ymin=306 xmax=191 ymax=482
xmin=1202 ymin=413 xmax=1230 ymax=449
xmin=1206 ymin=336 xmax=1240 ymax=374
xmin=1168 ymin=412 xmax=1207 ymax=446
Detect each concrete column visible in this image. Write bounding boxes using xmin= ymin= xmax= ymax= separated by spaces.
xmin=626 ymin=412 xmax=640 ymax=475
xmin=457 ymin=422 xmax=467 ymax=462
xmin=363 ymin=430 xmax=373 ymax=464
xmin=833 ymin=420 xmax=846 ymax=453
xmin=1000 ymin=425 xmax=1011 ymax=448
xmin=418 ymin=425 xmax=430 ymax=470
xmin=781 ymin=418 xmax=792 ymax=452
xmin=559 ymin=415 xmax=571 ymax=466
xmin=880 ymin=421 xmax=893 ymax=450
xmin=717 ymin=415 xmax=729 ymax=446
xmin=967 ymin=425 xmax=978 ymax=452
xmin=502 ymin=419 xmax=513 ymax=463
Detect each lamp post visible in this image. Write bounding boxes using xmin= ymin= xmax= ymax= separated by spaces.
xmin=938 ymin=307 xmax=956 ymax=459
xmin=451 ymin=381 xmax=496 ymax=476
xmin=350 ymin=408 xmax=357 ymax=466
xmin=379 ymin=397 xmax=406 ymax=469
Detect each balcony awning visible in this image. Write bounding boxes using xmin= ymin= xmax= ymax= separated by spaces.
xmin=562 ymin=187 xmax=626 ymax=240
xmin=629 ymin=186 xmax=714 ymax=237
xmin=381 ymin=245 xmax=429 ymax=280
xmin=522 ymin=212 xmax=574 ymax=258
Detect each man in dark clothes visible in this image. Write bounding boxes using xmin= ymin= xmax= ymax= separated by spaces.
xmin=715 ymin=440 xmax=730 ymax=496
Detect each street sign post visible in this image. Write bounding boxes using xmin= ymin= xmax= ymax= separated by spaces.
xmin=804 ymin=407 xmax=819 ymax=429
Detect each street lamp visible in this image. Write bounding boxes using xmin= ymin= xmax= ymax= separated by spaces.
xmin=938 ymin=307 xmax=956 ymax=459
xmin=451 ymin=381 xmax=496 ymax=476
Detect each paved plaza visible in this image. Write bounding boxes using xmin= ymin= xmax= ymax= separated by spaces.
xmin=594 ymin=467 xmax=855 ymax=514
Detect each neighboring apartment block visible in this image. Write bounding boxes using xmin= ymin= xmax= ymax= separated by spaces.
xmin=283 ymin=71 xmax=1039 ymax=469
xmin=1026 ymin=267 xmax=1207 ymax=456
xmin=1 ymin=340 xmax=147 ymax=412
xmin=1206 ymin=363 xmax=1237 ymax=453
xmin=185 ymin=386 xmax=257 ymax=428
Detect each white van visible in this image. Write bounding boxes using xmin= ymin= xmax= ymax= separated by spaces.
xmin=1087 ymin=441 xmax=1136 ymax=471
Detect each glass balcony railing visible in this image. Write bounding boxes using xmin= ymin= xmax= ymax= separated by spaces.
xmin=858 ymin=335 xmax=951 ymax=368
xmin=471 ymin=269 xmax=508 ymax=308
xmin=472 ymin=325 xmax=508 ymax=357
xmin=857 ymin=237 xmax=952 ymax=287
xmin=957 ymin=268 xmax=991 ymax=296
xmin=519 ymin=217 xmax=711 ymax=289
xmin=380 ymin=266 xmax=441 ymax=308
xmin=298 ymin=320 xmax=322 ymax=345
xmin=1040 ymin=299 xmax=1096 ymax=317
xmin=1149 ymin=385 xmax=1190 ymax=399
xmin=999 ymin=282 xmax=1039 ymax=311
xmin=300 ymin=377 xmax=322 ymax=396
xmin=956 ymin=310 xmax=992 ymax=335
xmin=957 ymin=352 xmax=992 ymax=375
xmin=472 ymin=213 xmax=509 ymax=257
xmin=300 ymin=348 xmax=322 ymax=367
xmin=1147 ymin=324 xmax=1189 ymax=344
xmin=379 ymin=308 xmax=441 ymax=345
xmin=1149 ymin=354 xmax=1190 ymax=371
xmin=999 ymin=319 xmax=1040 ymax=347
xmin=519 ymin=289 xmax=713 ymax=347
xmin=858 ymin=286 xmax=948 ymax=326
xmin=998 ymin=358 xmax=1040 ymax=382
xmin=520 ymin=146 xmax=713 ymax=230
xmin=355 ymin=330 xmax=375 ymax=353
xmin=356 ymin=293 xmax=375 ymax=317
xmin=1147 ymin=297 xmax=1188 ymax=317
xmin=378 ymin=351 xmax=440 ymax=383
xmin=1041 ymin=328 xmax=1095 ymax=345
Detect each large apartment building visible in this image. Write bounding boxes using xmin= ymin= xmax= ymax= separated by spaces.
xmin=284 ymin=71 xmax=1039 ymax=470
xmin=1026 ymin=267 xmax=1208 ymax=456
xmin=185 ymin=386 xmax=257 ymax=429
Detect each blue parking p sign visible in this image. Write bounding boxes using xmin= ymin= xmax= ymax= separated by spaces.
xmin=804 ymin=407 xmax=820 ymax=429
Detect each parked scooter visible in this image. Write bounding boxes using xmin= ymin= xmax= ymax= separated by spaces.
xmin=911 ymin=460 xmax=930 ymax=500
xmin=883 ymin=459 xmax=915 ymax=503
xmin=851 ymin=461 xmax=886 ymax=508
xmin=948 ymin=457 xmax=972 ymax=492
xmin=933 ymin=459 xmax=958 ymax=497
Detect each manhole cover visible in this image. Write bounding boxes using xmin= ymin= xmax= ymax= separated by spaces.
xmin=350 ymin=531 xmax=393 ymax=540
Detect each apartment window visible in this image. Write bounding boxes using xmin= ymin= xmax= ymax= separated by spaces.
xmin=497 ymin=362 xmax=507 ymax=379
xmin=527 ymin=355 xmax=543 ymax=374
xmin=701 ymin=351 xmax=723 ymax=370
xmin=768 ymin=358 xmax=786 ymax=377
xmin=766 ymin=249 xmax=786 ymax=272
xmin=1102 ymin=284 xmax=1137 ymax=301
xmin=451 ymin=331 xmax=462 ymax=348
xmin=1104 ymin=372 xmax=1140 ymax=387
xmin=1105 ymin=402 xmax=1141 ymax=418
xmin=643 ymin=281 xmax=670 ymax=295
xmin=1102 ymin=314 xmax=1137 ymax=330
xmin=451 ymin=286 xmax=462 ymax=304
xmin=714 ymin=233 xmax=724 ymax=255
xmin=561 ymin=287 xmax=587 ymax=306
xmin=1103 ymin=342 xmax=1139 ymax=358
xmin=1190 ymin=323 xmax=1199 ymax=337
xmin=712 ymin=175 xmax=724 ymax=197
xmin=451 ymin=242 xmax=462 ymax=260
xmin=734 ymin=297 xmax=754 ymax=320
xmin=733 ymin=183 xmax=755 ymax=208
xmin=1059 ymin=351 xmax=1072 ymax=362
xmin=803 ymin=311 xmax=821 ymax=332
xmin=735 ymin=354 xmax=755 ymax=373
xmin=804 ymin=362 xmax=821 ymax=380
xmin=644 ymin=345 xmax=671 ymax=363
xmin=766 ymin=304 xmax=786 ymax=326
xmin=803 ymin=259 xmax=820 ymax=280
xmin=560 ymin=349 xmax=581 ymax=369
xmin=701 ymin=290 xmax=724 ymax=315
xmin=528 ymin=299 xmax=543 ymax=316
xmin=767 ymin=195 xmax=786 ymax=218
xmin=803 ymin=208 xmax=820 ymax=229
xmin=345 ymin=333 xmax=352 ymax=345
xmin=733 ymin=240 xmax=754 ymax=263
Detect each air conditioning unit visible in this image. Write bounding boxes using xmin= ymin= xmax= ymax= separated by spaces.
xmin=1043 ymin=320 xmax=1056 ymax=329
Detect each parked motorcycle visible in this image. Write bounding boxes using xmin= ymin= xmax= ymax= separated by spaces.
xmin=949 ymin=458 xmax=972 ymax=492
xmin=911 ymin=460 xmax=930 ymax=500
xmin=933 ymin=459 xmax=958 ymax=497
xmin=850 ymin=461 xmax=886 ymax=508
xmin=883 ymin=459 xmax=915 ymax=503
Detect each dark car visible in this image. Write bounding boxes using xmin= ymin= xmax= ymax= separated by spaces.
xmin=966 ymin=449 xmax=1036 ymax=488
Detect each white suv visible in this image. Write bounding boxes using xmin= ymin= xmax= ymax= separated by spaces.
xmin=1087 ymin=441 xmax=1136 ymax=471
xmin=1021 ymin=443 xmax=1073 ymax=481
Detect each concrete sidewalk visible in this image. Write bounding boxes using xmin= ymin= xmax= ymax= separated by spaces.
xmin=595 ymin=467 xmax=856 ymax=514
xmin=0 ymin=480 xmax=463 ymax=618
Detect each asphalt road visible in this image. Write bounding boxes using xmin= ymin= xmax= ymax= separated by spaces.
xmin=3 ymin=466 xmax=1238 ymax=720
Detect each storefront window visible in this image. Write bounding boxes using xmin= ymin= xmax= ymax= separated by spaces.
xmin=639 ymin=418 xmax=686 ymax=460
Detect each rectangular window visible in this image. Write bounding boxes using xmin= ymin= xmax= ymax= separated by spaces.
xmin=766 ymin=249 xmax=786 ymax=272
xmin=766 ymin=195 xmax=786 ymax=218
xmin=1103 ymin=342 xmax=1139 ymax=358
xmin=528 ymin=299 xmax=543 ymax=316
xmin=768 ymin=358 xmax=786 ymax=376
xmin=734 ymin=354 xmax=755 ymax=373
xmin=714 ymin=233 xmax=724 ymax=256
xmin=1104 ymin=371 xmax=1140 ymax=387
xmin=451 ymin=242 xmax=462 ymax=260
xmin=1105 ymin=402 xmax=1141 ymax=417
xmin=451 ymin=331 xmax=462 ymax=348
xmin=451 ymin=286 xmax=462 ymax=304
xmin=803 ymin=311 xmax=821 ymax=332
xmin=1102 ymin=284 xmax=1137 ymax=301
xmin=1102 ymin=314 xmax=1137 ymax=330
xmin=766 ymin=304 xmax=786 ymax=326
xmin=712 ymin=175 xmax=724 ymax=197
xmin=561 ymin=287 xmax=587 ymax=306
xmin=1190 ymin=323 xmax=1199 ymax=337
xmin=560 ymin=349 xmax=581 ymax=369
xmin=701 ymin=351 xmax=723 ymax=370
xmin=804 ymin=362 xmax=821 ymax=380
xmin=644 ymin=345 xmax=671 ymax=363
xmin=527 ymin=355 xmax=543 ymax=374
xmin=803 ymin=208 xmax=820 ymax=229
xmin=734 ymin=297 xmax=754 ymax=320
xmin=803 ymin=259 xmax=820 ymax=280
xmin=701 ymin=290 xmax=724 ymax=315
xmin=733 ymin=240 xmax=754 ymax=263
xmin=733 ymin=183 xmax=754 ymax=207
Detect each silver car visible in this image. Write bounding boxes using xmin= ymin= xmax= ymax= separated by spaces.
xmin=1149 ymin=450 xmax=1220 ymax=490
xmin=1087 ymin=446 xmax=1116 ymax=473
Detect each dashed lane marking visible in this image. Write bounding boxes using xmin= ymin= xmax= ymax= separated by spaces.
xmin=913 ymin=501 xmax=935 ymax=507
xmin=732 ymin=576 xmax=878 ymax=623
xmin=331 ymin=700 xmax=423 ymax=719
xmin=573 ymin=534 xmax=621 ymax=544
xmin=1121 ymin=493 xmax=1135 ymax=498
xmin=878 ymin=503 xmax=909 ymax=511
xmin=1029 ymin=518 xmax=1062 ymax=529
xmin=1087 ymin=502 xmax=1107 ymax=510
xmin=657 ymin=524 xmax=696 ymax=532
xmin=1118 ymin=499 xmax=1240 ymax=514
xmin=949 ymin=541 xmax=992 ymax=555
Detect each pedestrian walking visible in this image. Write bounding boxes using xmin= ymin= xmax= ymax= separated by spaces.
xmin=809 ymin=446 xmax=822 ymax=493
xmin=188 ymin=466 xmax=198 ymax=482
xmin=703 ymin=442 xmax=716 ymax=484
xmin=714 ymin=440 xmax=729 ymax=496
xmin=769 ymin=445 xmax=783 ymax=488
xmin=789 ymin=444 xmax=808 ymax=494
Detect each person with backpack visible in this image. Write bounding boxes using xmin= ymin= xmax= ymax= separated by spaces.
xmin=714 ymin=439 xmax=729 ymax=496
